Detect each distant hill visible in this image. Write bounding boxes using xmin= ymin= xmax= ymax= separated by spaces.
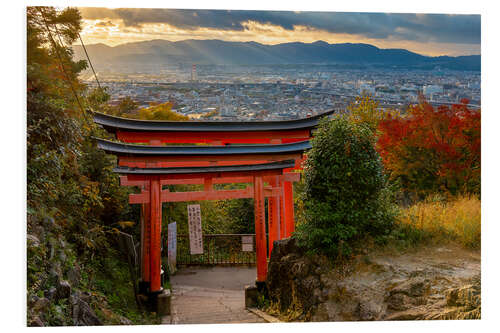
xmin=72 ymin=39 xmax=480 ymax=71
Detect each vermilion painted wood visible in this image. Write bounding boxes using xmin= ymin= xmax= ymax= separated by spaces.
xmin=253 ymin=175 xmax=267 ymax=282
xmin=125 ymin=168 xmax=284 ymax=183
xmin=268 ymin=176 xmax=280 ymax=257
xmin=141 ymin=186 xmax=151 ymax=284
xmin=162 ymin=187 xmax=252 ymax=202
xmin=140 ymin=204 xmax=147 ymax=283
xmin=120 ymin=176 xmax=146 ymax=187
xmin=117 ymin=153 xmax=302 ymax=168
xmin=121 ymin=173 xmax=300 ymax=187
xmin=203 ymin=178 xmax=213 ymax=191
xmin=116 ymin=129 xmax=311 ymax=144
xmin=130 ymin=186 xmax=282 ymax=204
xmin=149 ymin=177 xmax=162 ymax=293
xmin=145 ymin=184 xmax=151 ymax=284
xmin=130 ymin=192 xmax=150 ymax=204
xmin=279 ymin=179 xmax=286 ymax=240
xmin=120 ymin=160 xmax=286 ymax=168
xmin=284 ymin=181 xmax=295 ymax=237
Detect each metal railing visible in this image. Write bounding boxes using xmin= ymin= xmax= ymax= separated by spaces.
xmin=175 ymin=234 xmax=256 ymax=266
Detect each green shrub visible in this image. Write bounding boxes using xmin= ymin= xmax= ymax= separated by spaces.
xmin=294 ymin=117 xmax=395 ymax=257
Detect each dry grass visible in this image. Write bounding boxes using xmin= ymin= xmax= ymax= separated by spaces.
xmin=397 ymin=195 xmax=481 ymax=249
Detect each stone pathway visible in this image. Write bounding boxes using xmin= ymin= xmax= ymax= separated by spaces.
xmin=166 ymin=266 xmax=266 ymax=325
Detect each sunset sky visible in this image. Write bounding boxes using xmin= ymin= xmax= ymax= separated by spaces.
xmin=77 ymin=7 xmax=481 ymax=57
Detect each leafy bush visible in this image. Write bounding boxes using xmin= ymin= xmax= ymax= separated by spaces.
xmin=294 ymin=117 xmax=395 ymax=257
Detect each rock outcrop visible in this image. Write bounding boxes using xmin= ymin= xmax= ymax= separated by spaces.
xmin=266 ymin=238 xmax=480 ymax=321
xmin=70 ymin=291 xmax=103 ymax=326
xmin=266 ymin=238 xmax=331 ymax=317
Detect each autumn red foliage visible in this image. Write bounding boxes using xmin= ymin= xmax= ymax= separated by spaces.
xmin=377 ymin=99 xmax=480 ymax=196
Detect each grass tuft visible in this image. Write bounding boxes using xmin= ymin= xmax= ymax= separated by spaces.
xmin=396 ymin=194 xmax=481 ymax=249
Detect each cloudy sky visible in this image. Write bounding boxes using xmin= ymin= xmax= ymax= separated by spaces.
xmin=78 ymin=7 xmax=481 ymax=56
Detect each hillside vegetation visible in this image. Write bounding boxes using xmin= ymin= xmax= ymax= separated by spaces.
xmin=27 ymin=7 xmax=157 ymax=326
xmin=27 ymin=7 xmax=254 ymax=326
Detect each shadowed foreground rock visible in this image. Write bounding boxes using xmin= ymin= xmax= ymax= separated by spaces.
xmin=266 ymin=239 xmax=480 ymax=321
xmin=70 ymin=292 xmax=102 ymax=326
xmin=266 ymin=238 xmax=331 ymax=317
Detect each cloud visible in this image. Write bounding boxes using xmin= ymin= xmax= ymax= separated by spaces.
xmin=95 ymin=20 xmax=115 ymax=27
xmin=78 ymin=8 xmax=480 ymax=45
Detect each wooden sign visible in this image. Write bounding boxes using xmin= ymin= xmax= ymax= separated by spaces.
xmin=242 ymin=235 xmax=253 ymax=252
xmin=167 ymin=222 xmax=177 ymax=273
xmin=187 ymin=204 xmax=203 ymax=255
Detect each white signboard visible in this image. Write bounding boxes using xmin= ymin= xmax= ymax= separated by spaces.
xmin=167 ymin=222 xmax=177 ymax=273
xmin=242 ymin=235 xmax=253 ymax=252
xmin=187 ymin=204 xmax=203 ymax=255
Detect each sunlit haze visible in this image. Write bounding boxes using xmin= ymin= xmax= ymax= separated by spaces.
xmin=78 ymin=7 xmax=480 ymax=57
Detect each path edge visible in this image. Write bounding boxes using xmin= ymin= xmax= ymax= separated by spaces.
xmin=247 ymin=307 xmax=282 ymax=323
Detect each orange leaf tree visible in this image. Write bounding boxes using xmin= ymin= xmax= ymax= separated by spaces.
xmin=377 ymin=99 xmax=480 ymax=196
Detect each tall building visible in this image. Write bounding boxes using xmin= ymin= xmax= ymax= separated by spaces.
xmin=191 ymin=64 xmax=197 ymax=82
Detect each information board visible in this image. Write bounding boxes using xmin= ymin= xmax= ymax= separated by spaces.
xmin=242 ymin=235 xmax=253 ymax=252
xmin=187 ymin=204 xmax=204 ymax=255
xmin=167 ymin=222 xmax=177 ymax=273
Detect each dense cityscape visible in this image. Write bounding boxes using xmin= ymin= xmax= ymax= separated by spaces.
xmin=84 ymin=64 xmax=481 ymax=120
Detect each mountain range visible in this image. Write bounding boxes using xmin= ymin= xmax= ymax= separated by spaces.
xmin=72 ymin=39 xmax=480 ymax=71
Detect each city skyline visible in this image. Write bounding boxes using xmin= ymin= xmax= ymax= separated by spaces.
xmin=78 ymin=8 xmax=481 ymax=57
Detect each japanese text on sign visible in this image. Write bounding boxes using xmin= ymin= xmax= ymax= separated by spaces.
xmin=187 ymin=204 xmax=203 ymax=255
xmin=167 ymin=222 xmax=177 ymax=273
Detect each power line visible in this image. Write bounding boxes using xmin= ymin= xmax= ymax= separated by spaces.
xmin=78 ymin=32 xmax=102 ymax=90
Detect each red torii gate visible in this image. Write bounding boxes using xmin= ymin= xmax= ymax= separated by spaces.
xmin=93 ymin=110 xmax=333 ymax=296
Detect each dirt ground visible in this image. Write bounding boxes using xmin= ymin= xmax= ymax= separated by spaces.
xmin=314 ymin=243 xmax=481 ymax=321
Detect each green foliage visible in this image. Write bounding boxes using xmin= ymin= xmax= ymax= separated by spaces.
xmin=347 ymin=93 xmax=399 ymax=134
xmin=256 ymin=294 xmax=270 ymax=309
xmin=213 ymin=183 xmax=255 ymax=234
xmin=160 ymin=184 xmax=254 ymax=236
xmin=217 ymin=198 xmax=255 ymax=233
xmin=115 ymin=96 xmax=139 ymax=115
xmin=123 ymin=101 xmax=189 ymax=121
xmin=294 ymin=117 xmax=396 ymax=257
xmin=26 ymin=6 xmax=152 ymax=325
xmin=374 ymin=221 xmax=432 ymax=250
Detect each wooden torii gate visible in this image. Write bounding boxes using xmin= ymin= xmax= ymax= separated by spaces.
xmin=93 ymin=110 xmax=333 ymax=297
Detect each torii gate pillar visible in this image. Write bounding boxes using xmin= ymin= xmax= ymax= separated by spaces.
xmin=267 ymin=176 xmax=280 ymax=257
xmin=283 ymin=181 xmax=295 ymax=237
xmin=149 ymin=176 xmax=163 ymax=294
xmin=253 ymin=175 xmax=267 ymax=283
